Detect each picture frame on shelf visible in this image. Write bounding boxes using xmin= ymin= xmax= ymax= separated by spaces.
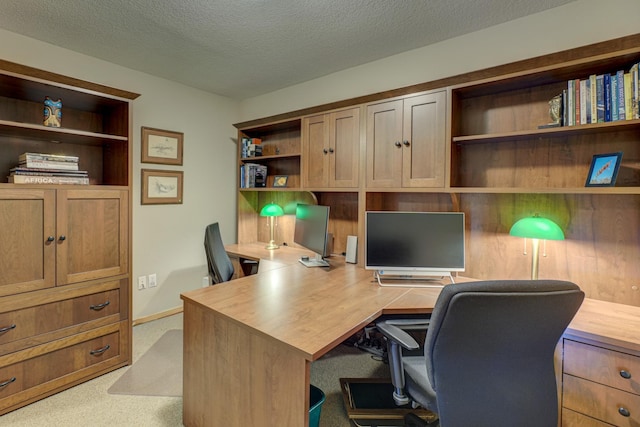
xmin=585 ymin=152 xmax=623 ymax=187
xmin=141 ymin=127 xmax=184 ymax=165
xmin=273 ymin=175 xmax=288 ymax=187
xmin=141 ymin=169 xmax=183 ymax=204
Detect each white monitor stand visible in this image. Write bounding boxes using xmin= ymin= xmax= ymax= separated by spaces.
xmin=374 ymin=270 xmax=455 ymax=287
xmin=298 ymin=254 xmax=330 ymax=268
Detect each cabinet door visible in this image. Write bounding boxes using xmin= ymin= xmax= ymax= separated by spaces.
xmin=56 ymin=189 xmax=128 ymax=285
xmin=302 ymin=114 xmax=330 ymax=188
xmin=366 ymin=100 xmax=403 ymax=187
xmin=402 ymin=92 xmax=446 ymax=188
xmin=0 ymin=189 xmax=55 ymax=296
xmin=329 ymin=107 xmax=360 ymax=188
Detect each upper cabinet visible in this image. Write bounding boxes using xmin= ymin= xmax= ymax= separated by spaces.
xmin=0 ymin=62 xmax=138 ymax=186
xmin=366 ymin=91 xmax=446 ymax=188
xmin=302 ymin=107 xmax=360 ymax=189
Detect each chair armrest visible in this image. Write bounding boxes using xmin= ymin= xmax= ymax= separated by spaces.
xmin=376 ymin=321 xmax=421 ymax=351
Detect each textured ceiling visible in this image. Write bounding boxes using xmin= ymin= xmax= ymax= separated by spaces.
xmin=0 ymin=0 xmax=574 ymax=99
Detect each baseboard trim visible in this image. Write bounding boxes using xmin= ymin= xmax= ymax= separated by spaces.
xmin=133 ymin=306 xmax=183 ymax=326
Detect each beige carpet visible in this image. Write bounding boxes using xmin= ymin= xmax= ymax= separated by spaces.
xmin=107 ymin=329 xmax=183 ymax=397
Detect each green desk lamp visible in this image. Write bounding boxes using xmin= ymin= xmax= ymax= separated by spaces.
xmin=510 ymin=216 xmax=564 ymax=280
xmin=260 ymin=202 xmax=284 ymax=250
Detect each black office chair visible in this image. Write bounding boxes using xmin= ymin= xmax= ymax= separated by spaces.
xmin=376 ymin=280 xmax=584 ymax=427
xmin=204 ymin=222 xmax=257 ymax=284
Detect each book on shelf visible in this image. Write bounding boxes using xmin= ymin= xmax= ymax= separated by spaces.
xmin=19 ymin=152 xmax=79 ymax=163
xmin=8 ymin=175 xmax=89 ymax=185
xmin=240 ymin=137 xmax=263 ymax=158
xmin=10 ymin=167 xmax=88 ymax=177
xmin=240 ymin=163 xmax=267 ymax=188
xmin=18 ymin=152 xmax=80 ymax=171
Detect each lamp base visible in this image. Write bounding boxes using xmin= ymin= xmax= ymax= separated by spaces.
xmin=265 ymin=240 xmax=279 ymax=250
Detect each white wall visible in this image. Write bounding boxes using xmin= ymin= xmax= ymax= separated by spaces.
xmin=239 ymin=0 xmax=640 ymax=121
xmin=0 ymin=29 xmax=239 ymax=320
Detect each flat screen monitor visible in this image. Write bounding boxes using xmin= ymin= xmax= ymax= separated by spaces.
xmin=365 ymin=211 xmax=465 ymax=286
xmin=294 ymin=203 xmax=330 ymax=267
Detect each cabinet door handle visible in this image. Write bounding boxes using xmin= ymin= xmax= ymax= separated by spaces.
xmin=403 ymin=140 xmax=410 ymax=147
xmin=46 ymin=236 xmax=55 ymax=242
xmin=58 ymin=235 xmax=66 ymax=241
xmin=90 ymin=344 xmax=111 ymax=356
xmin=620 ymin=369 xmax=632 ymax=379
xmin=0 ymin=377 xmax=16 ymax=388
xmin=323 ymin=148 xmax=328 ymax=154
xmin=90 ymin=301 xmax=110 ymax=311
xmin=0 ymin=324 xmax=16 ymax=334
xmin=328 ymin=148 xmax=334 ymax=153
xmin=394 ymin=141 xmax=402 ymax=147
xmin=618 ymin=407 xmax=630 ymax=417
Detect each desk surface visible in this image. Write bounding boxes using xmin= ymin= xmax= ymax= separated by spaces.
xmin=183 ymin=243 xmax=444 ymax=360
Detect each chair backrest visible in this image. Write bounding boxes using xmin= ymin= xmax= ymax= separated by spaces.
xmin=204 ymin=222 xmax=234 ymax=284
xmin=424 ymin=280 xmax=584 ymax=427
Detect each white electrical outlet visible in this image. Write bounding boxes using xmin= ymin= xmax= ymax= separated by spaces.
xmin=202 ymin=276 xmax=210 ymax=287
xmin=137 ymin=276 xmax=147 ymax=290
xmin=148 ymin=273 xmax=157 ymax=288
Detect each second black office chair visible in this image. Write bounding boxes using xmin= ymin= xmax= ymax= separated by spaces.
xmin=204 ymin=222 xmax=257 ymax=284
xmin=377 ymin=279 xmax=584 ymax=427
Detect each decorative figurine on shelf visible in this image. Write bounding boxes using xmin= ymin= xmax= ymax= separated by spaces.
xmin=538 ymin=93 xmax=563 ymax=129
xmin=43 ymin=96 xmax=62 ymax=127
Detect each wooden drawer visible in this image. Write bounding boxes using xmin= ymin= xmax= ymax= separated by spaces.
xmin=0 ymin=289 xmax=119 ymax=355
xmin=563 ymin=375 xmax=640 ymax=426
xmin=0 ymin=326 xmax=123 ymax=413
xmin=562 ymin=408 xmax=615 ymax=427
xmin=564 ymin=339 xmax=640 ymax=394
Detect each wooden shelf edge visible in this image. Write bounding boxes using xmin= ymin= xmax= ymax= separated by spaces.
xmin=240 ymin=153 xmax=301 ymax=162
xmin=0 ymin=120 xmax=128 ymax=144
xmin=453 ymin=119 xmax=640 ymax=144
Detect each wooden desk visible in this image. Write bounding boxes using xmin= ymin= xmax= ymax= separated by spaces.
xmin=181 ymin=243 xmax=441 ymax=427
xmin=183 ymin=244 xmax=639 ymax=427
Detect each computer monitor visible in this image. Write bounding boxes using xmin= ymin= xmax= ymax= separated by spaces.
xmin=294 ymin=203 xmax=330 ymax=267
xmin=365 ymin=211 xmax=465 ymax=286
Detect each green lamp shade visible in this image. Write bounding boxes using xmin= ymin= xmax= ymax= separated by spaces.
xmin=260 ymin=203 xmax=284 ymax=217
xmin=509 ymin=217 xmax=564 ymax=240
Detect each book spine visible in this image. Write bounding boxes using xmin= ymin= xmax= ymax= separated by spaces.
xmin=611 ymin=74 xmax=619 ymax=121
xmin=575 ymin=79 xmax=581 ymax=125
xmin=624 ymin=72 xmax=632 ymax=120
xmin=567 ymin=80 xmax=575 ymax=126
xmin=596 ymin=74 xmax=605 ymax=123
xmin=9 ymin=175 xmax=89 ymax=185
xmin=604 ymin=73 xmax=611 ymax=122
xmin=580 ymin=79 xmax=589 ymax=125
xmin=19 ymin=152 xmax=79 ymax=163
xmin=616 ymin=70 xmax=625 ymax=120
xmin=589 ymin=74 xmax=597 ymax=123
xmin=632 ymin=63 xmax=639 ymax=119
xmin=20 ymin=160 xmax=79 ymax=170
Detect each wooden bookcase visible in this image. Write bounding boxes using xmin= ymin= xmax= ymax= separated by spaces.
xmin=0 ymin=60 xmax=138 ymax=415
xmin=234 ymin=34 xmax=640 ymax=310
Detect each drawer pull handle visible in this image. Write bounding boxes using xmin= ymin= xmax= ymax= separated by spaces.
xmin=618 ymin=407 xmax=631 ymax=417
xmin=90 ymin=344 xmax=110 ymax=356
xmin=620 ymin=369 xmax=632 ymax=379
xmin=0 ymin=377 xmax=16 ymax=388
xmin=89 ymin=301 xmax=110 ymax=311
xmin=0 ymin=324 xmax=16 ymax=334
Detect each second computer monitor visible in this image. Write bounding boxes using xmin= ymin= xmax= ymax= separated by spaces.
xmin=294 ymin=203 xmax=330 ymax=267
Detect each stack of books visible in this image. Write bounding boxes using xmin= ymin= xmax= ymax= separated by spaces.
xmin=241 ymin=137 xmax=263 ymax=158
xmin=8 ymin=152 xmax=90 ymax=185
xmin=564 ymin=61 xmax=639 ymax=126
xmin=240 ymin=163 xmax=267 ymax=188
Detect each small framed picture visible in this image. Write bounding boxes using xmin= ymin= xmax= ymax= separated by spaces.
xmin=273 ymin=175 xmax=288 ymax=187
xmin=585 ymin=152 xmax=623 ymax=187
xmin=141 ymin=169 xmax=184 ymax=204
xmin=141 ymin=127 xmax=184 ymax=165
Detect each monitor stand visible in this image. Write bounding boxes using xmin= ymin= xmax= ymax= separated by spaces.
xmin=298 ymin=254 xmax=330 ymax=268
xmin=374 ymin=270 xmax=454 ymax=288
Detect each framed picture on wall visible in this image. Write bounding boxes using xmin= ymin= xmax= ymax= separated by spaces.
xmin=141 ymin=169 xmax=184 ymax=204
xmin=585 ymin=152 xmax=623 ymax=187
xmin=141 ymin=127 xmax=184 ymax=165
